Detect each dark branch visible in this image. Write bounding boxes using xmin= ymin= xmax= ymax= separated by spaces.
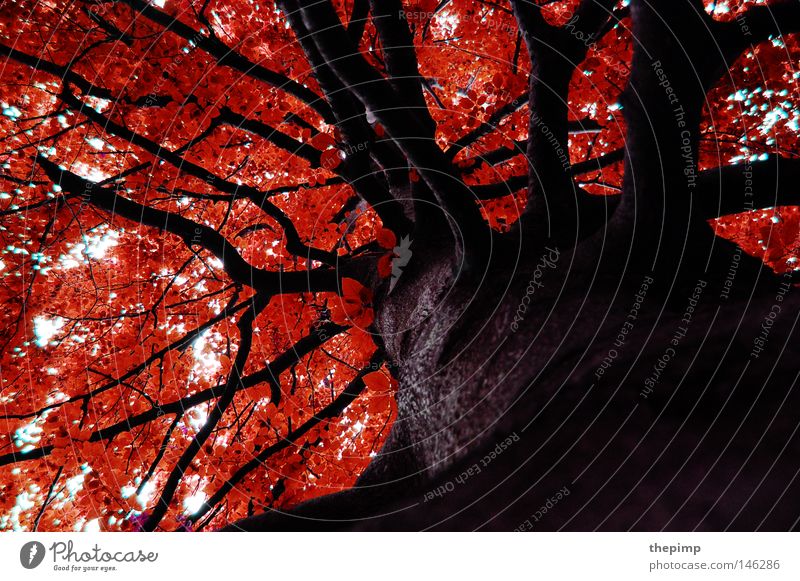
xmin=445 ymin=92 xmax=527 ymax=160
xmin=698 ymin=157 xmax=800 ymax=219
xmin=347 ymin=0 xmax=370 ymax=45
xmin=509 ymin=0 xmax=619 ymax=239
xmin=615 ymin=0 xmax=716 ymax=271
xmin=369 ymin=0 xmax=436 ymax=134
xmin=142 ymin=293 xmax=269 ymax=530
xmin=471 ymin=148 xmax=624 ymax=200
xmin=37 ymin=156 xmax=342 ymax=292
xmin=278 ymin=0 xmax=414 ymax=236
xmin=122 ymin=0 xmax=335 ymax=123
xmin=0 ymin=323 xmax=348 ymax=467
xmin=56 ymin=88 xmax=339 ymax=267
xmin=191 ymin=348 xmax=385 ymax=527
xmin=296 ymin=0 xmax=491 ymax=259
xmin=460 ymin=118 xmax=604 ymax=169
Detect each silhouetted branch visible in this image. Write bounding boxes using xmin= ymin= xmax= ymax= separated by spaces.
xmin=56 ymin=88 xmax=339 ymax=267
xmin=296 ymin=0 xmax=492 ymax=259
xmin=37 ymin=156 xmax=343 ymax=291
xmin=142 ymin=293 xmax=269 ymax=530
xmin=0 ymin=323 xmax=348 ymax=467
xmin=192 ymin=348 xmax=385 ymax=527
xmin=122 ymin=0 xmax=335 ymax=123
xmin=698 ymin=157 xmax=800 ymax=218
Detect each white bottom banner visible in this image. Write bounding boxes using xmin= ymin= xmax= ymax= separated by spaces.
xmin=1 ymin=533 xmax=796 ymax=580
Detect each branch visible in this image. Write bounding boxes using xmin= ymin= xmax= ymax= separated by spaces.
xmin=37 ymin=156 xmax=341 ymax=293
xmin=509 ymin=0 xmax=619 ymax=237
xmin=569 ymin=147 xmax=625 ymax=176
xmin=445 ymin=92 xmax=527 ymax=160
xmin=56 ymin=88 xmax=339 ymax=267
xmin=135 ymin=415 xmax=182 ymax=497
xmin=33 ymin=466 xmax=63 ymax=531
xmin=279 ymin=0 xmax=414 ymax=236
xmin=122 ymin=0 xmax=335 ymax=123
xmin=191 ymin=348 xmax=385 ymax=527
xmin=616 ymin=0 xmax=716 ymax=264
xmin=0 ymin=323 xmax=348 ymax=467
xmin=508 ymin=0 xmax=550 ymax=41
xmin=296 ymin=0 xmax=491 ymax=259
xmin=347 ymin=0 xmax=370 ymax=45
xmin=0 ymin=41 xmax=134 ymax=105
xmin=459 ymin=118 xmax=604 ymax=169
xmin=698 ymin=157 xmax=800 ymax=219
xmin=141 ymin=293 xmax=269 ymax=531
xmin=0 ymin=41 xmax=390 ymax=242
xmin=3 ymin=291 xmax=249 ymax=423
xmin=471 ymin=174 xmax=528 ymax=200
xmin=471 ymin=148 xmax=624 ymax=200
xmin=217 ymin=106 xmax=323 ymax=167
xmin=369 ymin=0 xmax=436 ymax=134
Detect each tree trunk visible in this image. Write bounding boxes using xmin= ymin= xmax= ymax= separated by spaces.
xmin=230 ymin=218 xmax=800 ymax=530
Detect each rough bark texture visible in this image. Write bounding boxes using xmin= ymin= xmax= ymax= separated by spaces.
xmin=231 ymin=234 xmax=800 ymax=530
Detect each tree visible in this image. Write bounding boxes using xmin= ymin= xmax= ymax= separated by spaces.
xmin=0 ymin=0 xmax=799 ymax=532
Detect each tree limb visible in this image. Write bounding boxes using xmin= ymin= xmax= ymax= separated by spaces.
xmin=509 ymin=0 xmax=619 ymax=239
xmin=37 ymin=156 xmax=342 ymax=292
xmin=296 ymin=0 xmax=491 ymax=260
xmin=122 ymin=0 xmax=335 ymax=123
xmin=698 ymin=157 xmax=800 ymax=219
xmin=141 ymin=293 xmax=269 ymax=530
xmin=0 ymin=323 xmax=348 ymax=467
xmin=369 ymin=0 xmax=436 ymax=134
xmin=191 ymin=348 xmax=385 ymax=527
xmin=56 ymin=88 xmax=339 ymax=267
xmin=278 ymin=0 xmax=414 ymax=236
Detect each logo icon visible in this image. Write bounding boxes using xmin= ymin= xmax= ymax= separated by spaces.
xmin=20 ymin=541 xmax=46 ymax=569
xmin=389 ymin=236 xmax=413 ymax=293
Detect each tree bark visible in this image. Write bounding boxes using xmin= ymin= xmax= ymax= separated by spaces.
xmin=229 ymin=219 xmax=800 ymax=530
